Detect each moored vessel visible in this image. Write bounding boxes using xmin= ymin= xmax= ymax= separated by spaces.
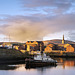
xmin=25 ymin=53 xmax=57 ymax=68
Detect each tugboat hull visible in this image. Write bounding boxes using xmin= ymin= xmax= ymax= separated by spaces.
xmin=25 ymin=60 xmax=57 ymax=68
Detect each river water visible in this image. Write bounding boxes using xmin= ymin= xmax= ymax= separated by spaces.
xmin=0 ymin=58 xmax=75 ymax=75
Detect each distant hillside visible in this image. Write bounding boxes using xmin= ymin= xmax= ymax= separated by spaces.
xmin=0 ymin=42 xmax=20 ymax=44
xmin=43 ymin=39 xmax=75 ymax=46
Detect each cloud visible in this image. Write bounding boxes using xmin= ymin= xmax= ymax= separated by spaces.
xmin=0 ymin=13 xmax=75 ymax=41
xmin=21 ymin=0 xmax=73 ymax=15
xmin=68 ymin=30 xmax=75 ymax=41
xmin=21 ymin=0 xmax=72 ymax=7
xmin=0 ymin=0 xmax=75 ymax=41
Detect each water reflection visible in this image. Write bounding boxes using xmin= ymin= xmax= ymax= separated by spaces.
xmin=54 ymin=58 xmax=75 ymax=68
xmin=0 ymin=64 xmax=20 ymax=70
xmin=0 ymin=64 xmax=56 ymax=71
xmin=0 ymin=58 xmax=75 ymax=70
xmin=0 ymin=58 xmax=75 ymax=75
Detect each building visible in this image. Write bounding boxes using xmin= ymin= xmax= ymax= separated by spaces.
xmin=0 ymin=42 xmax=12 ymax=49
xmin=12 ymin=43 xmax=27 ymax=50
xmin=44 ymin=44 xmax=66 ymax=53
xmin=66 ymin=44 xmax=75 ymax=52
xmin=13 ymin=44 xmax=20 ymax=50
xmin=44 ymin=35 xmax=75 ymax=53
xmin=26 ymin=41 xmax=44 ymax=54
xmin=44 ymin=44 xmax=55 ymax=52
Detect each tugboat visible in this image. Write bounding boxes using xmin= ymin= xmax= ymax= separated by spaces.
xmin=25 ymin=53 xmax=57 ymax=68
xmin=25 ymin=44 xmax=57 ymax=68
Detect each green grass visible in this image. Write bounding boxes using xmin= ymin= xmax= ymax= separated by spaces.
xmin=0 ymin=49 xmax=28 ymax=59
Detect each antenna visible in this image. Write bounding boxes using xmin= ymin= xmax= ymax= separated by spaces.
xmin=9 ymin=34 xmax=10 ymax=42
xmin=8 ymin=34 xmax=11 ymax=42
xmin=3 ymin=37 xmax=5 ymax=42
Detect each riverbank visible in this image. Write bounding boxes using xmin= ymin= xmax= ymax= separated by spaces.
xmin=46 ymin=52 xmax=75 ymax=58
xmin=0 ymin=49 xmax=30 ymax=64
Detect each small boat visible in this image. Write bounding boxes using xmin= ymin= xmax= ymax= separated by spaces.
xmin=25 ymin=53 xmax=57 ymax=68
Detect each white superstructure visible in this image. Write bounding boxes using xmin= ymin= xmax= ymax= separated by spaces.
xmin=34 ymin=53 xmax=57 ymax=62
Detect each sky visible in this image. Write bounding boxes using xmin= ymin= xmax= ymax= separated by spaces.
xmin=0 ymin=0 xmax=75 ymax=42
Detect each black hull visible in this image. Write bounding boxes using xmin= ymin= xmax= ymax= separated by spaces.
xmin=25 ymin=61 xmax=57 ymax=68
